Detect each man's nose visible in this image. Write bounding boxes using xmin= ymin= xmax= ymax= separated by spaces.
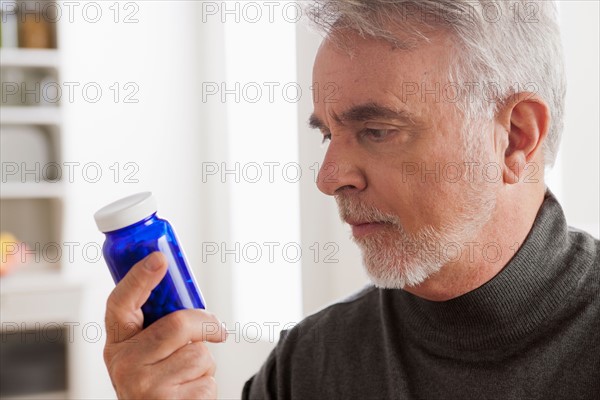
xmin=316 ymin=141 xmax=366 ymax=196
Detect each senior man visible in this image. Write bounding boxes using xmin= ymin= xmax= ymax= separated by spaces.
xmin=103 ymin=0 xmax=599 ymax=398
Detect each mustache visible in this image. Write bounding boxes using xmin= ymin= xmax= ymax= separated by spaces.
xmin=335 ymin=195 xmax=401 ymax=226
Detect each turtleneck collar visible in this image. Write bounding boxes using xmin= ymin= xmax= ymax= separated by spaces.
xmin=386 ymin=190 xmax=591 ymax=351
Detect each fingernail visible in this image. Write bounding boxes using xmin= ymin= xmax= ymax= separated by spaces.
xmin=145 ymin=253 xmax=162 ymax=271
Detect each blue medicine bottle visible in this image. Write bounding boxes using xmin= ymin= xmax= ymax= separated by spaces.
xmin=94 ymin=192 xmax=206 ymax=328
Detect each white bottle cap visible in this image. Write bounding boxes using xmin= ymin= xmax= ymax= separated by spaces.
xmin=94 ymin=192 xmax=158 ymax=233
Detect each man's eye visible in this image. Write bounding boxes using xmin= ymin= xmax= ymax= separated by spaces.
xmin=321 ymin=133 xmax=332 ymax=144
xmin=362 ymin=128 xmax=392 ymax=142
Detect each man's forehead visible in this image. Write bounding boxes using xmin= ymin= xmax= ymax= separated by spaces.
xmin=312 ymin=39 xmax=453 ymax=117
xmin=313 ymin=27 xmax=453 ymax=82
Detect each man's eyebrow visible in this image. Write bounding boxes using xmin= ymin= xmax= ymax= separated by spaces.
xmin=308 ymin=102 xmax=421 ymax=131
xmin=340 ymin=103 xmax=419 ymax=125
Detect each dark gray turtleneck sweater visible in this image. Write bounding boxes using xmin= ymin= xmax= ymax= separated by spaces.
xmin=243 ymin=191 xmax=600 ymax=399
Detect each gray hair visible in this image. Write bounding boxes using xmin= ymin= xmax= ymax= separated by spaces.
xmin=306 ymin=0 xmax=566 ymax=167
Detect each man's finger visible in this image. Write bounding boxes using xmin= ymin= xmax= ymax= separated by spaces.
xmin=149 ymin=341 xmax=216 ymax=386
xmin=132 ymin=309 xmax=227 ymax=364
xmin=105 ymin=251 xmax=168 ymax=344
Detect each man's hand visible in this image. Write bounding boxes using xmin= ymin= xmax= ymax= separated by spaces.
xmin=104 ymin=251 xmax=226 ymax=399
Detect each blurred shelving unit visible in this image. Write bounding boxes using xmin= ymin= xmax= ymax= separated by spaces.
xmin=0 ymin=1 xmax=82 ymax=399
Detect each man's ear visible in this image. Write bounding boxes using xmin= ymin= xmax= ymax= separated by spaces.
xmin=495 ymin=92 xmax=551 ymax=184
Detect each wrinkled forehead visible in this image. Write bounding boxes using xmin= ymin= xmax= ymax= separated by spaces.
xmin=312 ymin=28 xmax=458 ymax=113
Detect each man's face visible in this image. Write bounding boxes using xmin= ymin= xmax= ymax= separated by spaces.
xmin=310 ymin=29 xmax=500 ymax=288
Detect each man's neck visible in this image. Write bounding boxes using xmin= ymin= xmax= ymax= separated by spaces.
xmin=403 ymin=185 xmax=546 ymax=302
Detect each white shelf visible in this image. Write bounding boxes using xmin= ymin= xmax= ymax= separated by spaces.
xmin=0 ymin=267 xmax=76 ymax=295
xmin=0 ymin=266 xmax=83 ymax=326
xmin=0 ymin=182 xmax=65 ymax=199
xmin=0 ymin=48 xmax=60 ymax=68
xmin=0 ymin=106 xmax=61 ymax=125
